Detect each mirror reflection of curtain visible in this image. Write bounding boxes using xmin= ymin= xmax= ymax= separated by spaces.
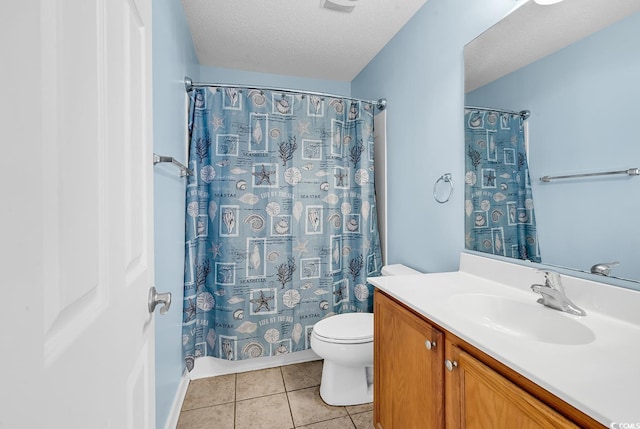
xmin=464 ymin=108 xmax=540 ymax=262
xmin=182 ymin=87 xmax=383 ymax=368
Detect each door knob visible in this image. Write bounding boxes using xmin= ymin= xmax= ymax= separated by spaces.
xmin=148 ymin=287 xmax=172 ymax=315
xmin=424 ymin=340 xmax=436 ymax=350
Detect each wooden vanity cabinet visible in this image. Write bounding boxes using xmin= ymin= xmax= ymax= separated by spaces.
xmin=374 ymin=290 xmax=605 ymax=429
xmin=374 ymin=290 xmax=445 ymax=429
xmin=445 ymin=342 xmax=579 ymax=429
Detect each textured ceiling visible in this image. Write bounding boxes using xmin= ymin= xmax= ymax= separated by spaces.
xmin=465 ymin=0 xmax=640 ymax=92
xmin=181 ymin=0 xmax=429 ymax=82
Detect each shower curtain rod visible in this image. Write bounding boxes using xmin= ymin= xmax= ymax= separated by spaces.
xmin=465 ymin=105 xmax=530 ymax=120
xmin=184 ymin=76 xmax=387 ymax=111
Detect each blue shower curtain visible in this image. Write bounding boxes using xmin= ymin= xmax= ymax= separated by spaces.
xmin=464 ymin=108 xmax=540 ymax=262
xmin=182 ymin=87 xmax=382 ymax=368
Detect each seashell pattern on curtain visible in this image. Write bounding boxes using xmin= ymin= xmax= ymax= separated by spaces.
xmin=464 ymin=108 xmax=541 ymax=263
xmin=182 ymin=87 xmax=382 ymax=367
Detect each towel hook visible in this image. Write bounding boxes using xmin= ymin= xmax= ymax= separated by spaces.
xmin=433 ymin=173 xmax=453 ymax=204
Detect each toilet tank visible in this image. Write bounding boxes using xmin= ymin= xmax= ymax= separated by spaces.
xmin=380 ymin=264 xmax=421 ymax=276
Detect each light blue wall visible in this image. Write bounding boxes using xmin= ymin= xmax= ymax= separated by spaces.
xmin=152 ymin=0 xmax=199 ymax=427
xmin=466 ymin=12 xmax=640 ymax=285
xmin=351 ymin=0 xmax=517 ymax=273
xmin=198 ymin=66 xmax=351 ymax=97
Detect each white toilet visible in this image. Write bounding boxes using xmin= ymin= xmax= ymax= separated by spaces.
xmin=310 ymin=264 xmax=421 ymax=406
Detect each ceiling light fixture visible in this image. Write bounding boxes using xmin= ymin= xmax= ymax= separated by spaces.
xmin=533 ymin=0 xmax=564 ymax=5
xmin=321 ymin=0 xmax=358 ymax=13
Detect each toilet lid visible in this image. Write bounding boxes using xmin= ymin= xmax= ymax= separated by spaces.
xmin=312 ymin=313 xmax=373 ymax=343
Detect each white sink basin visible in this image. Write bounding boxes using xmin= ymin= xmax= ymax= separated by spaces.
xmin=448 ymin=293 xmax=595 ymax=345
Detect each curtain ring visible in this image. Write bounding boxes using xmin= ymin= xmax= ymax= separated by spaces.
xmin=433 ymin=173 xmax=453 ymax=204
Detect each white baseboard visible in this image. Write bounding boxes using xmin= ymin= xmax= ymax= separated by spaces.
xmin=189 ymin=349 xmax=321 ymax=380
xmin=163 ymin=369 xmax=190 ymax=429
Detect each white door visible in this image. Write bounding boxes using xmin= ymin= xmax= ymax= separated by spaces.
xmin=0 ymin=1 xmax=155 ymax=428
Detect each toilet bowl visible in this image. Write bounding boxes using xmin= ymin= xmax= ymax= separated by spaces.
xmin=311 ymin=312 xmax=373 ymax=406
xmin=310 ymin=264 xmax=421 ymax=406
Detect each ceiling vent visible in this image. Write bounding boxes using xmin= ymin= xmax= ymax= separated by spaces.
xmin=321 ymin=0 xmax=358 ymax=13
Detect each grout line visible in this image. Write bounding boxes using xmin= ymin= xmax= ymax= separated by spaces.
xmin=181 ymin=400 xmax=236 ymax=412
xmin=236 ymin=391 xmax=289 ymax=403
xmin=282 ymin=366 xmax=297 ymax=428
xmin=285 ymin=384 xmax=321 ymax=394
xmin=296 ymin=415 xmax=352 ymax=428
xmin=233 ymin=373 xmax=237 ymax=429
xmin=348 ymin=414 xmax=357 ymax=429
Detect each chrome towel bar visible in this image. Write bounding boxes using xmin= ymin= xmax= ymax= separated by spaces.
xmin=153 ymin=153 xmax=193 ymax=177
xmin=540 ymin=168 xmax=639 ymax=183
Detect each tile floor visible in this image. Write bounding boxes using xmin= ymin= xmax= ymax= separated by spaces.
xmin=177 ymin=360 xmax=373 ymax=429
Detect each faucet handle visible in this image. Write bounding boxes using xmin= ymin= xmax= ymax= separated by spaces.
xmin=546 ymin=270 xmax=564 ymax=290
xmin=535 ymin=269 xmax=564 ymax=292
xmin=590 ymin=262 xmax=619 ymax=276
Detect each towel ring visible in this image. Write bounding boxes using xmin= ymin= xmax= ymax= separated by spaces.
xmin=433 ymin=173 xmax=453 ymax=204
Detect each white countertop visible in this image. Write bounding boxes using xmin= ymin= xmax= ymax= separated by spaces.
xmin=368 ymin=253 xmax=640 ymax=426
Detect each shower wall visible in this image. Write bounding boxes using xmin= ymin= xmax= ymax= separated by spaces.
xmin=373 ymin=111 xmax=388 ymax=264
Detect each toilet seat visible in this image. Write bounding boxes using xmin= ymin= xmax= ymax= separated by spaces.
xmin=312 ymin=313 xmax=373 ymax=344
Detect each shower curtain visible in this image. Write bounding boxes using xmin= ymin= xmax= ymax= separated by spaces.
xmin=182 ymin=87 xmax=382 ymax=368
xmin=464 ymin=108 xmax=540 ymax=262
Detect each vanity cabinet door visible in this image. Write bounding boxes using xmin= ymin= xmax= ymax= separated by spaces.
xmin=445 ymin=343 xmax=579 ymax=429
xmin=374 ymin=291 xmax=445 ymax=429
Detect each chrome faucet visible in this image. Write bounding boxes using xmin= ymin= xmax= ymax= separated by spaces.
xmin=530 ymin=270 xmax=586 ymax=316
xmin=590 ymin=261 xmax=619 ymax=276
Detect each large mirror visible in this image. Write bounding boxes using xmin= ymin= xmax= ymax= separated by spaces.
xmin=464 ymin=0 xmax=640 ymax=283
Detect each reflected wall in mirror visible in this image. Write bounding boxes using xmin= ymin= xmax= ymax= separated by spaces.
xmin=464 ymin=0 xmax=640 ymax=283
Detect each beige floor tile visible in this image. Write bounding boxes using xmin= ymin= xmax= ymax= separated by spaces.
xmin=181 ymin=374 xmax=236 ymax=411
xmin=345 ymin=402 xmax=373 ymax=415
xmin=236 ymin=367 xmax=285 ymax=401
xmin=350 ymin=411 xmax=374 ymax=429
xmin=287 ymin=386 xmax=348 ymax=427
xmin=297 ymin=416 xmax=356 ymax=429
xmin=235 ymin=392 xmax=293 ymax=429
xmin=177 ymin=402 xmax=234 ymax=429
xmin=281 ymin=360 xmax=323 ymax=391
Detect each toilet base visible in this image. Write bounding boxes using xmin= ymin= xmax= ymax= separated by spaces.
xmin=319 ymin=361 xmax=373 ymax=406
